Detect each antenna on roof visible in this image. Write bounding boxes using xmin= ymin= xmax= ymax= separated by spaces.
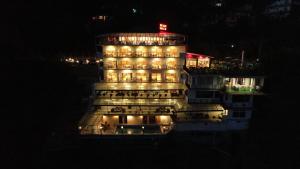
xmin=241 ymin=50 xmax=245 ymax=68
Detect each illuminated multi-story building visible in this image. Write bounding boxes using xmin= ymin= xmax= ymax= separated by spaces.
xmin=78 ymin=32 xmax=264 ymax=137
xmin=79 ymin=33 xmax=188 ymax=135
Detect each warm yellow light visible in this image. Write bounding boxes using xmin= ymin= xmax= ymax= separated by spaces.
xmin=125 ymin=85 xmax=131 ymax=89
xmin=123 ymin=70 xmax=132 ymax=73
xmin=127 ymin=115 xmax=134 ymax=120
xmin=166 ymin=70 xmax=176 ymax=73
xmin=106 ymin=57 xmax=115 ymax=61
xmin=136 ymin=46 xmax=146 ymax=51
xmin=113 ymin=115 xmax=118 ymax=119
xmin=78 ymin=126 xmax=82 ymax=130
xmin=121 ymin=46 xmax=132 ymax=51
xmin=224 ymin=110 xmax=228 ymax=116
xmin=137 ymin=70 xmax=145 ymax=73
xmin=107 ymin=70 xmax=116 ymax=72
xmin=151 ymin=46 xmax=161 ymax=51
xmin=160 ymin=115 xmax=168 ymax=121
xmin=166 ymin=46 xmax=176 ymax=51
xmin=106 ymin=46 xmax=116 ymax=51
xmin=166 ymin=58 xmax=176 ymax=61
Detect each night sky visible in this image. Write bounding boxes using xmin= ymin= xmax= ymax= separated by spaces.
xmin=5 ymin=0 xmax=280 ymax=58
xmin=3 ymin=0 xmax=300 ymax=169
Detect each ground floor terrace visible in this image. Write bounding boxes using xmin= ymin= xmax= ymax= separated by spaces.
xmin=79 ymin=100 xmax=228 ymax=135
xmin=79 ymin=113 xmax=173 ymax=135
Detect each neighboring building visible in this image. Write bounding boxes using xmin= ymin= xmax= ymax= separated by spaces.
xmin=184 ymin=53 xmax=264 ymax=130
xmin=264 ymin=0 xmax=300 ymax=18
xmin=78 ymin=32 xmax=265 ymax=137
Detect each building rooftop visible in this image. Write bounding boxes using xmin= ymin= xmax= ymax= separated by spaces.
xmin=97 ymin=32 xmax=186 ymax=46
xmin=97 ymin=32 xmax=185 ymax=38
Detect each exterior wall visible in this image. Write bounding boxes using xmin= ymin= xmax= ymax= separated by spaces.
xmin=228 ymin=109 xmax=252 ymax=120
xmin=102 ymin=115 xmax=119 ymax=126
xmin=155 ymin=115 xmax=172 ymax=124
xmin=223 ymin=94 xmax=254 ymax=108
xmin=127 ymin=115 xmax=143 ymax=125
xmin=187 ymin=89 xmax=221 ymax=103
xmin=174 ymin=120 xmax=249 ymax=131
xmin=187 ymin=75 xmax=223 ymax=89
xmin=102 ymin=45 xmax=186 ymax=83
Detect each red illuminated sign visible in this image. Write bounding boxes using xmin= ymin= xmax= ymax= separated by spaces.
xmin=159 ymin=23 xmax=167 ymax=31
xmin=186 ymin=53 xmax=209 ymax=59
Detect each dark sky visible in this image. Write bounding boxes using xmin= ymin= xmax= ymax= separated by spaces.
xmin=3 ymin=0 xmax=290 ymax=59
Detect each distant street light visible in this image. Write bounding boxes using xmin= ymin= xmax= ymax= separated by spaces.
xmin=132 ymin=8 xmax=137 ymax=14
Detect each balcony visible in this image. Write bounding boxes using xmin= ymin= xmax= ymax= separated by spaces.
xmin=166 ymin=65 xmax=179 ymax=69
xmin=103 ymin=52 xmax=179 ymax=58
xmin=224 ymin=86 xmax=263 ymax=95
xmin=103 ymin=64 xmax=180 ymax=70
xmin=118 ymin=64 xmax=134 ymax=69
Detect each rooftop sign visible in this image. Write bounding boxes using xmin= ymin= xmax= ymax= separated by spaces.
xmin=159 ymin=23 xmax=167 ymax=31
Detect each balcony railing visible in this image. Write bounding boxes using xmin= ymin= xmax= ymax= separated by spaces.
xmin=98 ymin=33 xmax=185 ymax=43
xmin=225 ymin=86 xmax=258 ymax=94
xmin=79 ymin=124 xmax=173 ymax=135
xmin=103 ymin=52 xmax=179 ymax=58
xmin=103 ymin=64 xmax=181 ymax=70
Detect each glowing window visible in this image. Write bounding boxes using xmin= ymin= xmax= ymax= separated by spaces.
xmin=166 ymin=47 xmax=178 ymax=57
xmin=165 ymin=72 xmax=177 ymax=82
xmin=186 ymin=59 xmax=197 ymax=68
xmin=151 ymin=73 xmax=162 ymax=82
xmin=151 ymin=46 xmax=163 ymax=57
xmin=152 ymin=59 xmax=162 ymax=69
xmin=136 ymin=46 xmax=147 ymax=57
xmin=106 ymin=71 xmax=118 ymax=82
xmin=119 ymin=46 xmax=132 ymax=57
xmin=105 ymin=46 xmax=116 ymax=57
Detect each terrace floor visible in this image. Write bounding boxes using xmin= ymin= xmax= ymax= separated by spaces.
xmin=94 ymin=82 xmax=187 ymax=91
xmin=79 ymin=113 xmax=173 ymax=135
